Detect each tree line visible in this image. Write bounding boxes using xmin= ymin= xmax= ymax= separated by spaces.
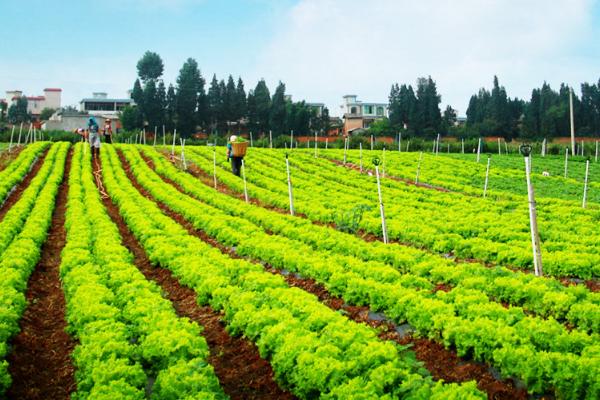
xmin=122 ymin=51 xmax=331 ymax=138
xmin=385 ymin=75 xmax=600 ymax=140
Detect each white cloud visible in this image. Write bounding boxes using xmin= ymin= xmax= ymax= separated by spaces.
xmin=255 ymin=0 xmax=598 ymax=116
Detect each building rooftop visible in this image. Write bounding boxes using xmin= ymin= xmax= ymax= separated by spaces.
xmin=44 ymin=88 xmax=62 ymax=92
xmin=80 ymin=98 xmax=133 ymax=103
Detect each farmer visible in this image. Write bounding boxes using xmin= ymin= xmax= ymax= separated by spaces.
xmin=88 ymin=117 xmax=101 ymax=159
xmin=103 ymin=119 xmax=113 ymax=144
xmin=226 ymin=135 xmax=244 ymax=176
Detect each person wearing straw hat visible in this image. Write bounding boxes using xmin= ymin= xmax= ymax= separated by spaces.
xmin=226 ymin=135 xmax=244 ymax=176
xmin=88 ymin=116 xmax=101 ymax=159
xmin=103 ymin=118 xmax=113 ymax=144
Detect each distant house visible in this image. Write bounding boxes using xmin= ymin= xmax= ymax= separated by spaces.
xmin=80 ymin=92 xmax=133 ymax=118
xmin=306 ymin=102 xmax=325 ymax=117
xmin=5 ymin=88 xmax=62 ymax=119
xmin=340 ymin=95 xmax=388 ymax=135
xmin=42 ymin=107 xmax=122 ymax=132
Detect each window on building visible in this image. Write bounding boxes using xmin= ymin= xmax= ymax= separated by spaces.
xmin=350 ymin=106 xmax=357 ymax=114
xmin=364 ymin=105 xmax=373 ymax=114
xmin=376 ymin=107 xmax=384 ymax=116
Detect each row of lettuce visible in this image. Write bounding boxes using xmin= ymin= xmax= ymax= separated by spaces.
xmin=0 ymin=142 xmax=49 ymax=206
xmin=61 ymin=143 xmax=226 ymax=399
xmin=324 ymin=149 xmax=600 ymax=204
xmin=188 ymin=146 xmax=599 ymax=279
xmin=124 ymin=144 xmax=599 ymax=399
xmin=0 ymin=142 xmax=68 ymax=394
xmin=103 ymin=144 xmax=485 ymax=399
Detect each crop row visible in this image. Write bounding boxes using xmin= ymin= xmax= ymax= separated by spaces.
xmin=188 ymin=146 xmax=599 ymax=279
xmin=325 ymin=149 xmax=600 ymax=204
xmin=104 ymin=144 xmax=484 ymax=399
xmin=143 ymin=147 xmax=599 ymax=334
xmin=0 ymin=142 xmax=69 ymax=395
xmin=60 ymin=143 xmax=225 ymax=399
xmin=0 ymin=142 xmax=50 ymax=206
xmin=130 ymin=145 xmax=599 ymax=398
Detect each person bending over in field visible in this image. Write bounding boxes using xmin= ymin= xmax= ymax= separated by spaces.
xmin=88 ymin=117 xmax=101 ymax=159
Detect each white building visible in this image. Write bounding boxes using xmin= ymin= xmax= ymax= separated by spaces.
xmin=80 ymin=92 xmax=133 ymax=118
xmin=5 ymin=88 xmax=62 ymax=118
xmin=340 ymin=95 xmax=388 ymax=134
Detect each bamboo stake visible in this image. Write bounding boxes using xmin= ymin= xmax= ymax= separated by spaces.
xmin=286 ymin=154 xmax=295 ymax=216
xmin=583 ymin=158 xmax=590 ymax=208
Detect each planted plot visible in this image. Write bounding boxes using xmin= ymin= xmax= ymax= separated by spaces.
xmin=0 ymin=142 xmax=597 ymax=399
xmin=186 ymin=146 xmax=600 ymax=279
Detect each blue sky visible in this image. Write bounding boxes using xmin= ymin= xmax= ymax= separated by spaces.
xmin=1 ymin=0 xmax=599 ymax=116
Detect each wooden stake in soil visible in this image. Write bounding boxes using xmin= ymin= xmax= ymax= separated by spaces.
xmin=398 ymin=132 xmax=402 ymax=152
xmin=415 ymin=151 xmax=423 ymax=184
xmin=483 ymin=155 xmax=491 ymax=198
xmin=476 ymin=137 xmax=482 ymax=162
xmin=250 ymin=131 xmax=254 ymax=147
xmin=541 ymin=138 xmax=546 ymax=157
xmin=520 ymin=144 xmax=543 ymax=276
xmin=564 ymin=148 xmax=569 ymax=178
xmin=373 ymin=158 xmax=388 ymax=244
xmin=343 ymin=137 xmax=348 ymax=165
xmin=436 ymin=133 xmax=440 ymax=155
xmin=285 ymin=154 xmax=295 ymax=216
xmin=171 ymin=129 xmax=177 ymax=156
xmin=461 ymin=138 xmax=464 ymax=154
xmin=359 ymin=142 xmax=363 ymax=173
xmin=180 ymin=138 xmax=187 ymax=170
xmin=570 ymin=87 xmax=576 ymax=156
xmin=370 ymin=135 xmax=374 ymax=151
xmin=505 ymin=141 xmax=509 ymax=154
xmin=406 ymin=140 xmax=410 ymax=152
xmin=162 ymin=125 xmax=166 ymax=146
xmin=213 ymin=147 xmax=217 ymax=189
xmin=290 ymin=130 xmax=294 ymax=149
xmin=241 ymin=159 xmax=249 ymax=203
xmin=17 ymin=122 xmax=23 ymax=146
xmin=153 ymin=126 xmax=157 ymax=146
xmin=269 ymin=130 xmax=273 ymax=149
xmin=498 ymin=137 xmax=502 ymax=156
xmin=8 ymin=125 xmax=15 ymax=152
xmin=583 ymin=158 xmax=590 ymax=209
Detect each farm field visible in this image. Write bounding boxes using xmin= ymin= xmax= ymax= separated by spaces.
xmin=0 ymin=141 xmax=598 ymax=399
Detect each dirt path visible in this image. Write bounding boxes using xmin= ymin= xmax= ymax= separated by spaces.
xmin=125 ymin=150 xmax=528 ymax=399
xmin=0 ymin=148 xmax=49 ymax=221
xmin=100 ymin=153 xmax=294 ymax=400
xmin=6 ymin=149 xmax=76 ymax=400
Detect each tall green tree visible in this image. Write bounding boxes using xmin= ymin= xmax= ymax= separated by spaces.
xmin=224 ymin=75 xmax=237 ymax=123
xmin=270 ymin=82 xmax=287 ymax=135
xmin=175 ymin=58 xmax=203 ymax=136
xmin=414 ymin=76 xmax=441 ymax=136
xmin=7 ymin=96 xmax=30 ymax=124
xmin=156 ymin=80 xmax=167 ymax=129
xmin=120 ymin=105 xmax=139 ymax=131
xmin=136 ymin=51 xmax=164 ymax=83
xmin=234 ymin=77 xmax=247 ymax=132
xmin=253 ymin=79 xmax=271 ymax=134
xmin=165 ymin=84 xmax=177 ymax=132
xmin=207 ymin=75 xmax=222 ymax=132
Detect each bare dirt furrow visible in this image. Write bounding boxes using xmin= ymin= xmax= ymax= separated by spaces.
xmin=6 ymin=148 xmax=76 ymax=400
